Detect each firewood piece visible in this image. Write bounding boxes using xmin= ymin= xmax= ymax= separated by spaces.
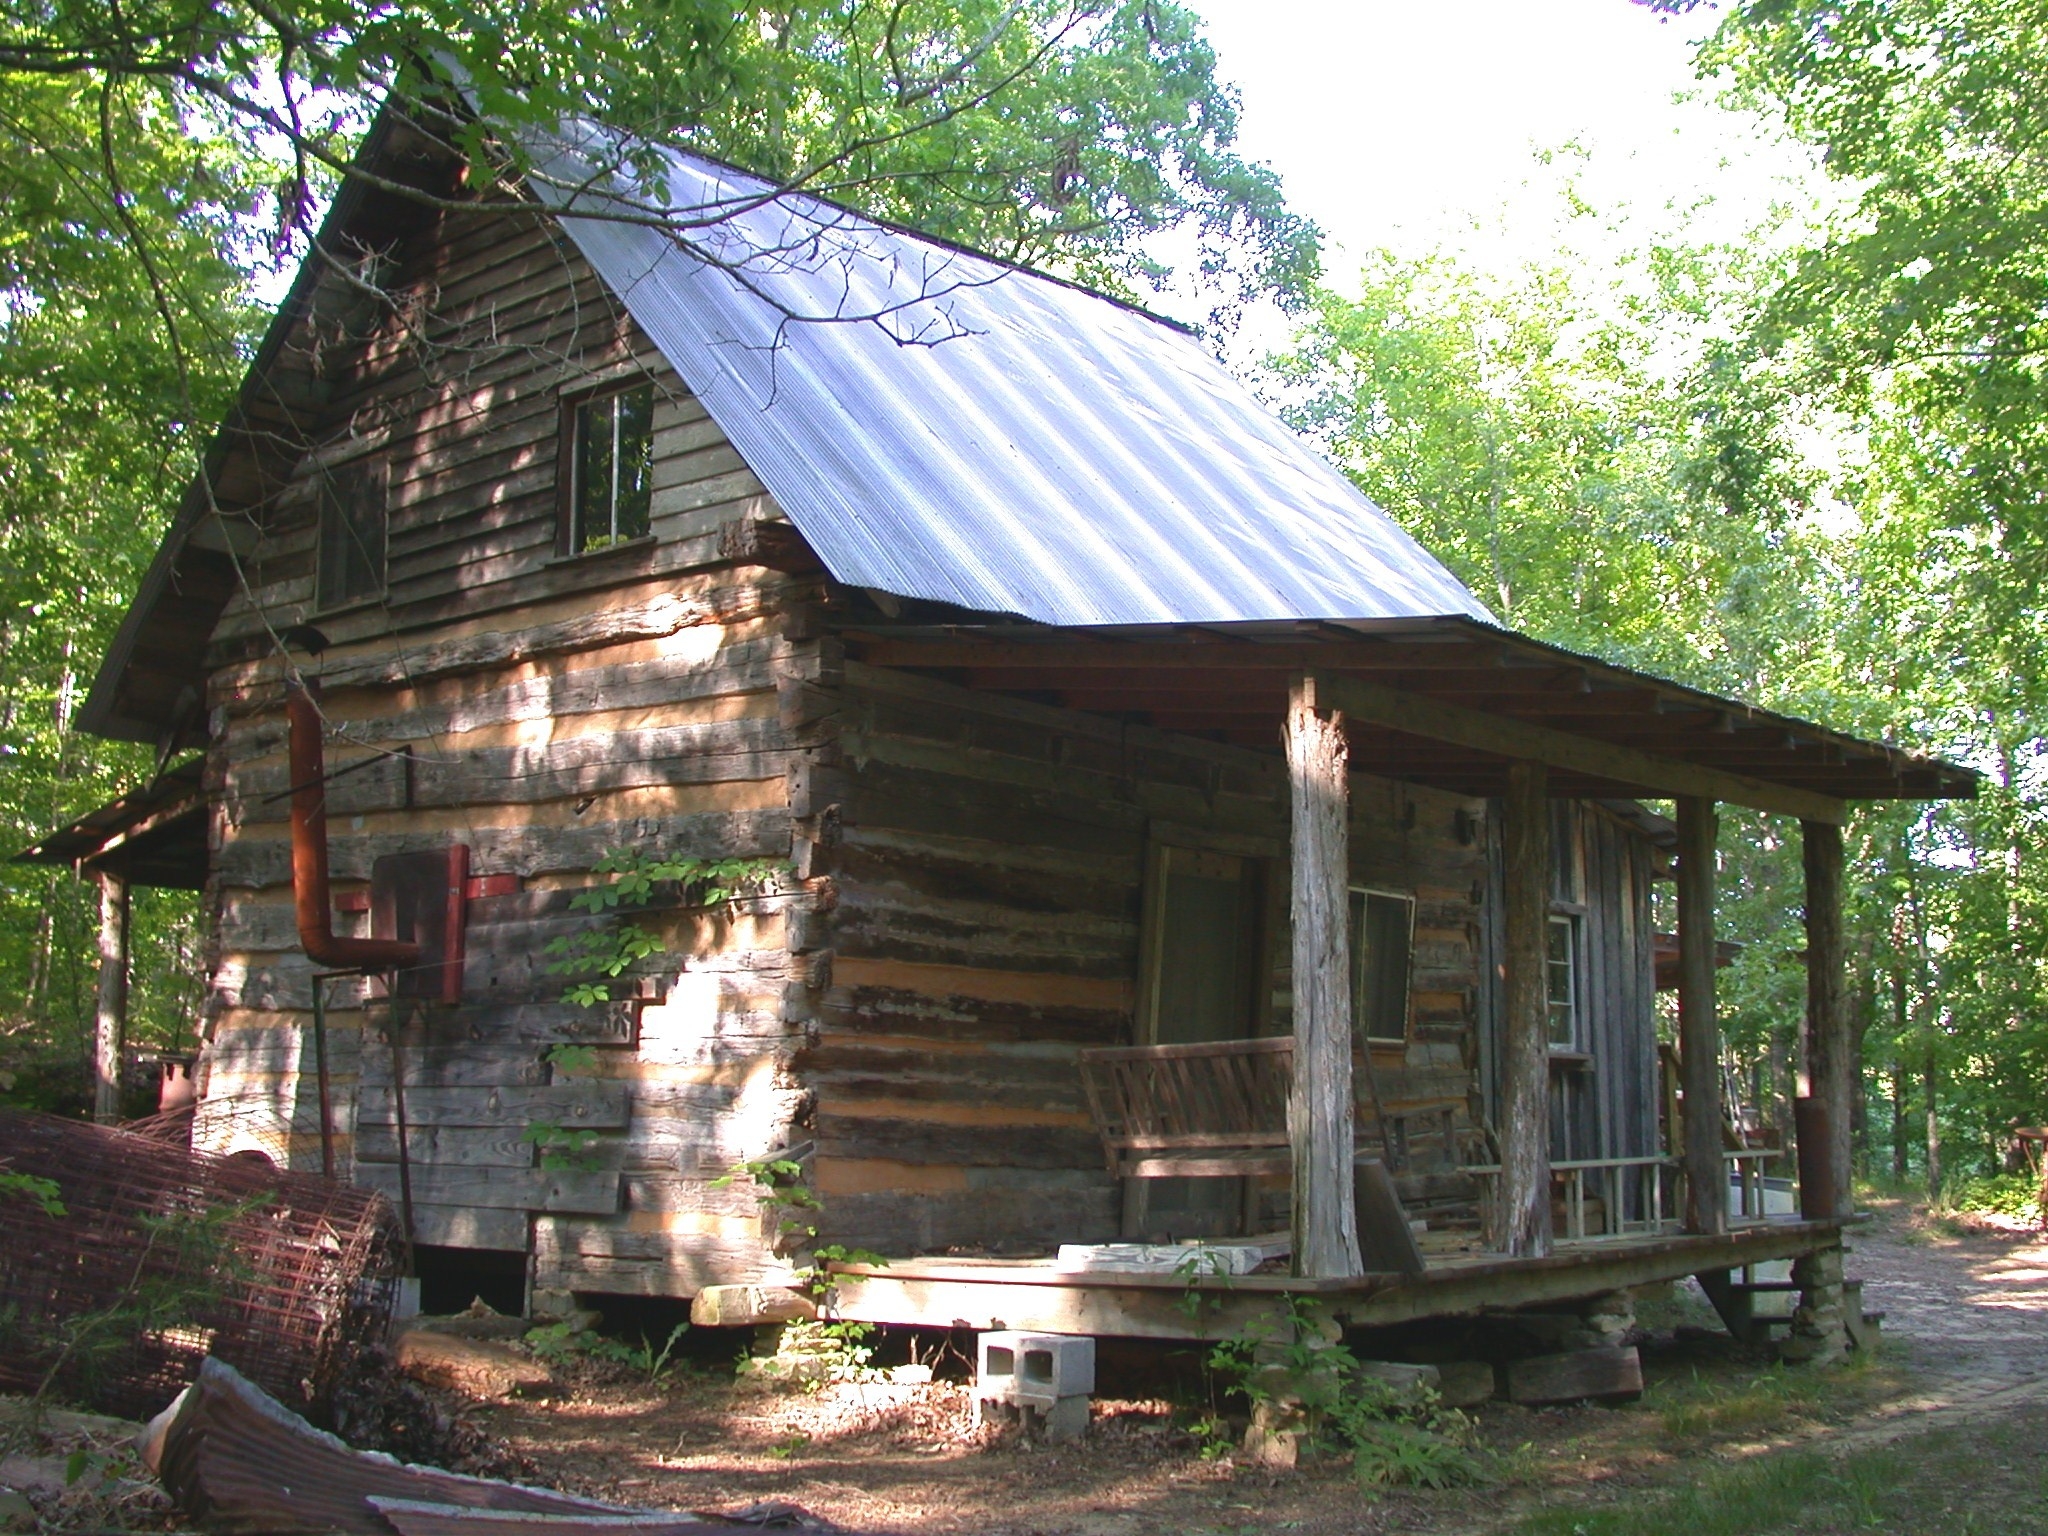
xmin=1505 ymin=1345 xmax=1643 ymax=1405
xmin=1434 ymin=1361 xmax=1499 ymax=1408
xmin=393 ymin=1331 xmax=555 ymax=1400
xmin=689 ymin=1284 xmax=817 ymax=1328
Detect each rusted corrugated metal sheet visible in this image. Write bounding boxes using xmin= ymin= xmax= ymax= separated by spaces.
xmin=148 ymin=1358 xmax=826 ymax=1536
xmin=535 ymin=134 xmax=1491 ymax=629
xmin=147 ymin=1358 xmax=657 ymax=1535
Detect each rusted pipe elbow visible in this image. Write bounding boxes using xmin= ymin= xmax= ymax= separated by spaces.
xmin=286 ymin=679 xmax=420 ymax=972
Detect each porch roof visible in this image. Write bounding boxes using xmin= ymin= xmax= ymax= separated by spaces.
xmin=14 ymin=756 xmax=208 ymax=889
xmin=843 ymin=615 xmax=1978 ymax=819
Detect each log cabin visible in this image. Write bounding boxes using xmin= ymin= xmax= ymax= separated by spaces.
xmin=25 ymin=108 xmax=1976 ymax=1345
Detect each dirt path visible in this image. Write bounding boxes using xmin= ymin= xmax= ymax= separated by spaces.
xmin=1807 ymin=1205 xmax=2048 ymax=1450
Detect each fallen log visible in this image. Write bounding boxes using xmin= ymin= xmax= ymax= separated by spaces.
xmin=1504 ymin=1344 xmax=1643 ymax=1405
xmin=394 ymin=1332 xmax=556 ymax=1400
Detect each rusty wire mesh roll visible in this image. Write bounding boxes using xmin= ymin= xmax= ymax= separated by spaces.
xmin=0 ymin=1109 xmax=402 ymax=1421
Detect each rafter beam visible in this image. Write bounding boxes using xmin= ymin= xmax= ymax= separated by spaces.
xmin=1311 ymin=671 xmax=1846 ymax=823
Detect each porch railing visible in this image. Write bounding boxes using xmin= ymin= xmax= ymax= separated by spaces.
xmin=1078 ymin=1038 xmax=1790 ymax=1244
xmin=1465 ymin=1146 xmax=1784 ymax=1241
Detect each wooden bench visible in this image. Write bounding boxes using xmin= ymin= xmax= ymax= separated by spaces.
xmin=1077 ymin=1036 xmax=1462 ymax=1270
xmin=1075 ymin=1037 xmax=1478 ymax=1187
xmin=1077 ymin=1037 xmax=1294 ymax=1179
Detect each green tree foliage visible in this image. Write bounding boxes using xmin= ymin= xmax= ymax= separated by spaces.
xmin=1653 ymin=0 xmax=2048 ymax=1190
xmin=0 ymin=1 xmax=1315 ymax=320
xmin=1274 ymin=228 xmax=1832 ymax=700
xmin=0 ymin=79 xmax=253 ymax=1105
xmin=1291 ymin=4 xmax=2048 ymax=1187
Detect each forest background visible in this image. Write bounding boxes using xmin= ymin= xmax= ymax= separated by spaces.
xmin=0 ymin=0 xmax=2036 ymax=1203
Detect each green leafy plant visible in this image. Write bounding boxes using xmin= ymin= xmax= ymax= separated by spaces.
xmin=524 ymin=1319 xmax=688 ymax=1384
xmin=544 ymin=850 xmax=786 ymax=1006
xmin=713 ymin=1155 xmax=823 ymax=1248
xmin=1203 ymin=1295 xmax=1487 ymax=1489
xmin=521 ymin=1120 xmax=603 ymax=1171
xmin=1942 ymin=1170 xmax=2043 ymax=1226
xmin=0 ymin=1166 xmax=63 ymax=1218
xmin=545 ymin=1043 xmax=601 ymax=1077
xmin=713 ymin=1158 xmax=888 ymax=1387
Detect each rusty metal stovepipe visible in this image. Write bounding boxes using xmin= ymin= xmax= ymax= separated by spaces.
xmin=285 ymin=678 xmax=420 ymax=971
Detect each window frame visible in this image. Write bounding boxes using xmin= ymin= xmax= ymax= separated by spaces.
xmin=1545 ymin=910 xmax=1583 ymax=1052
xmin=313 ymin=455 xmax=389 ymax=613
xmin=1135 ymin=841 xmax=1268 ymax=1047
xmin=1348 ymin=884 xmax=1416 ymax=1047
xmin=557 ymin=378 xmax=657 ymax=557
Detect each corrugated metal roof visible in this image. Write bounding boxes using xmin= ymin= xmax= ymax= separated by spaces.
xmin=534 ymin=138 xmax=1492 ymax=628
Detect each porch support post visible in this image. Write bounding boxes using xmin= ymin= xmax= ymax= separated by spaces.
xmin=1802 ymin=817 xmax=1853 ymax=1217
xmin=1285 ymin=676 xmax=1362 ymax=1279
xmin=91 ymin=866 xmax=130 ymax=1125
xmin=1677 ymin=797 xmax=1728 ymax=1235
xmin=1494 ymin=759 xmax=1553 ymax=1258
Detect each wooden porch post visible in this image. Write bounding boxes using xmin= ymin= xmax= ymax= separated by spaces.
xmin=1677 ymin=797 xmax=1728 ymax=1235
xmin=92 ymin=867 xmax=130 ymax=1125
xmin=1285 ymin=677 xmax=1362 ymax=1279
xmin=1494 ymin=759 xmax=1553 ymax=1257
xmin=1802 ymin=818 xmax=1853 ymax=1216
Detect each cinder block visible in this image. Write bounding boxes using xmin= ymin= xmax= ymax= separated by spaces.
xmin=976 ymin=1330 xmax=1095 ymax=1407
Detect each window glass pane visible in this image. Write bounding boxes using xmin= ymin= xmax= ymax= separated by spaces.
xmin=574 ymin=386 xmax=654 ymax=550
xmin=1546 ymin=915 xmax=1577 ymax=1046
xmin=316 ymin=459 xmax=386 ymax=608
xmin=615 ymin=387 xmax=653 ymax=540
xmin=1352 ymin=890 xmax=1412 ymax=1042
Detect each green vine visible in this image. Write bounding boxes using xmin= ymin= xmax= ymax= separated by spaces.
xmin=713 ymin=1155 xmax=889 ymax=1387
xmin=544 ymin=849 xmax=786 ymax=1006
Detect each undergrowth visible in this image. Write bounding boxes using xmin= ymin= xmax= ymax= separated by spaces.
xmin=1205 ymin=1297 xmax=1489 ymax=1490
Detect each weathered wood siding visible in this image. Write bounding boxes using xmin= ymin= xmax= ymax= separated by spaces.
xmin=808 ymin=662 xmax=1491 ymax=1256
xmin=189 ymin=201 xmax=826 ymax=1293
xmin=1475 ymin=800 xmax=1661 ymax=1166
xmin=1552 ymin=801 xmax=1661 ymax=1164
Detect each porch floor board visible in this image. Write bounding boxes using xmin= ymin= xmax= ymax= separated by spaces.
xmin=823 ymin=1217 xmax=1848 ymax=1340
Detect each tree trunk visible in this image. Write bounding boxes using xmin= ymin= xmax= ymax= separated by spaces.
xmin=1889 ymin=942 xmax=1911 ymax=1184
xmin=1848 ymin=932 xmax=1873 ymax=1177
xmin=1924 ymin=1044 xmax=1942 ymax=1202
xmin=1678 ymin=797 xmax=1727 ymax=1235
xmin=1890 ymin=1055 xmax=1909 ymax=1185
xmin=1802 ymin=818 xmax=1853 ymax=1215
xmin=1492 ymin=759 xmax=1552 ymax=1258
xmin=92 ymin=869 xmax=131 ymax=1124
xmin=1285 ymin=677 xmax=1361 ymax=1279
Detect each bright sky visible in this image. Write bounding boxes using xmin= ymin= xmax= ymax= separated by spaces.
xmin=1189 ymin=0 xmax=1829 ymax=289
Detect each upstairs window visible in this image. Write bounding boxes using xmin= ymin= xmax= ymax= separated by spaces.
xmin=1349 ymin=887 xmax=1415 ymax=1045
xmin=1546 ymin=913 xmax=1581 ymax=1048
xmin=568 ymin=385 xmax=653 ymax=552
xmin=316 ymin=458 xmax=387 ymax=610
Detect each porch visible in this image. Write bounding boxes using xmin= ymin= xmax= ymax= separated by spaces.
xmin=821 ymin=1219 xmax=1849 ymax=1341
xmin=836 ymin=615 xmax=1975 ymax=1291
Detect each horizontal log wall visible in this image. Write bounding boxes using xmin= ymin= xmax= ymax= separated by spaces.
xmin=191 ymin=202 xmax=820 ymax=1292
xmin=808 ymin=662 xmax=1491 ymax=1257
